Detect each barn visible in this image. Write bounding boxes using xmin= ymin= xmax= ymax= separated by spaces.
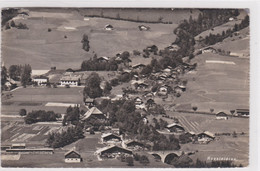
xmin=197 ymin=131 xmax=215 ymax=144
xmin=123 ymin=140 xmax=146 ymax=150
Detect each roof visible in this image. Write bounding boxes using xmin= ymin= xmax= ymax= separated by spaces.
xmin=105 ymin=24 xmax=113 ymax=28
xmin=166 ymin=123 xmax=184 ymax=129
xmin=216 ymin=112 xmax=228 ymax=116
xmin=85 ymin=98 xmax=94 ymax=103
xmin=132 ymin=63 xmax=146 ymax=68
xmin=98 ymin=56 xmax=110 ymax=61
xmin=125 ymin=140 xmax=144 ymax=146
xmin=65 ymin=150 xmax=81 ymax=158
xmin=96 ymin=145 xmax=132 ymax=154
xmin=82 ymin=107 xmax=103 ymax=120
xmin=33 ymin=75 xmax=48 ymax=79
xmin=101 ymin=133 xmax=120 ymax=139
xmin=60 ymin=75 xmax=81 ymax=81
xmin=11 ymin=143 xmax=26 ymax=147
xmin=199 ymin=131 xmax=215 ymax=138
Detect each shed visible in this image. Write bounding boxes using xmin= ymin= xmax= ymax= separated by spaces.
xmin=81 ymin=107 xmax=105 ymax=120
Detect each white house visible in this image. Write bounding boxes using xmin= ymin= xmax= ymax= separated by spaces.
xmin=60 ymin=75 xmax=81 ymax=86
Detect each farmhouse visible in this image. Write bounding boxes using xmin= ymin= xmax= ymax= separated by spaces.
xmin=96 ymin=145 xmax=133 ymax=159
xmin=98 ymin=56 xmax=110 ymax=62
xmin=197 ymin=131 xmax=215 ymax=144
xmin=201 ymin=47 xmax=217 ymax=54
xmin=138 ymin=25 xmax=150 ymax=31
xmin=84 ymin=98 xmax=95 ymax=108
xmin=60 ymin=74 xmax=81 ymax=86
xmin=6 ymin=148 xmax=54 ymax=154
xmin=134 ymin=97 xmax=143 ymax=105
xmin=101 ymin=133 xmax=122 ymax=143
xmin=32 ymin=75 xmax=48 ymax=86
xmin=123 ymin=140 xmax=145 ymax=150
xmin=157 ymin=85 xmax=168 ymax=96
xmin=132 ymin=63 xmax=146 ymax=70
xmin=216 ymin=112 xmax=228 ymax=120
xmin=236 ymin=109 xmax=249 ymax=117
xmin=81 ymin=107 xmax=105 ymax=120
xmin=64 ymin=150 xmax=82 ymax=163
xmin=166 ymin=123 xmax=185 ymax=133
xmin=104 ymin=24 xmax=113 ymax=30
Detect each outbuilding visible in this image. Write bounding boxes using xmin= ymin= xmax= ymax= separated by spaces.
xmin=166 ymin=123 xmax=185 ymax=133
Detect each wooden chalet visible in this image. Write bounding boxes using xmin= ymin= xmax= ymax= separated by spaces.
xmin=64 ymin=150 xmax=82 ymax=163
xmin=81 ymin=107 xmax=105 ymax=120
xmin=166 ymin=123 xmax=185 ymax=133
xmin=216 ymin=112 xmax=228 ymax=120
xmin=101 ymin=133 xmax=122 ymax=143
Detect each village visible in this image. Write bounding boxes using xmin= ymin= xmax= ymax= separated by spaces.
xmin=1 ymin=8 xmax=249 ymax=168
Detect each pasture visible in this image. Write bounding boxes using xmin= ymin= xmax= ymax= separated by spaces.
xmin=2 ymin=9 xmax=182 ymax=70
xmin=1 ymin=87 xmax=84 ymax=115
xmin=175 ymin=52 xmax=249 ymax=113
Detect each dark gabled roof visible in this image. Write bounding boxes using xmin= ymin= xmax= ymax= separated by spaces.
xmin=216 ymin=112 xmax=228 ymax=116
xmin=125 ymin=140 xmax=144 ymax=146
xmin=65 ymin=150 xmax=81 ymax=158
xmin=96 ymin=145 xmax=132 ymax=155
xmin=33 ymin=75 xmax=48 ymax=79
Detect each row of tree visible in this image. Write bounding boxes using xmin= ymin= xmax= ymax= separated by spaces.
xmin=24 ymin=110 xmax=58 ymax=124
xmin=201 ymin=15 xmax=249 ymax=46
xmin=7 ymin=64 xmax=32 ymax=87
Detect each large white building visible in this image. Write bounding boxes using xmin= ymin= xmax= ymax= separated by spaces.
xmin=60 ymin=75 xmax=81 ymax=86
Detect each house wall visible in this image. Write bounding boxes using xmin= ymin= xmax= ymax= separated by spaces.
xmin=33 ymin=79 xmax=48 ymax=85
xmin=60 ymin=80 xmax=78 ymax=86
xmin=65 ymin=158 xmax=81 ymax=163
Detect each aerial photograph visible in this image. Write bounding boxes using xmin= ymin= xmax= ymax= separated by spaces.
xmin=1 ymin=8 xmax=249 ymax=168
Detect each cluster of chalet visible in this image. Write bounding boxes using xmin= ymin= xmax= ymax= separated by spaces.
xmin=96 ymin=131 xmax=147 ymax=160
xmin=166 ymin=123 xmax=215 ymax=144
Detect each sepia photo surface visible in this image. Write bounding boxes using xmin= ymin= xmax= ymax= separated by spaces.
xmin=1 ymin=7 xmax=250 ymax=168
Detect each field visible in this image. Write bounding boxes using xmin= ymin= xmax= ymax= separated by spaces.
xmin=1 ymin=87 xmax=84 ymax=115
xmin=0 ymin=9 xmax=196 ymax=70
xmin=174 ymin=52 xmax=249 ymax=113
xmin=1 ymin=121 xmax=62 ymax=146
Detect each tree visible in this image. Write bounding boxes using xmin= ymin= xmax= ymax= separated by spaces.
xmin=1 ymin=66 xmax=8 ymax=88
xmin=21 ymin=64 xmax=32 ymax=87
xmin=19 ymin=109 xmax=27 ymax=116
xmin=120 ymin=51 xmax=130 ymax=61
xmin=126 ymin=156 xmax=134 ymax=166
xmin=210 ymin=109 xmax=214 ymax=113
xmin=5 ymin=22 xmax=11 ymax=30
xmin=103 ymin=81 xmax=112 ymax=95
xmin=10 ymin=20 xmax=15 ymax=27
xmin=9 ymin=65 xmax=22 ymax=81
xmin=192 ymin=106 xmax=198 ymax=112
xmin=230 ymin=110 xmax=235 ymax=117
xmin=139 ymin=155 xmax=150 ymax=165
xmin=83 ymin=72 xmax=103 ymax=98
xmin=81 ymin=34 xmax=90 ymax=52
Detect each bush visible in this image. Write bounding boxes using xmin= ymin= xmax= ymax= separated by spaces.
xmin=126 ymin=156 xmax=134 ymax=166
xmin=139 ymin=155 xmax=150 ymax=165
xmin=48 ymin=28 xmax=52 ymax=32
xmin=19 ymin=109 xmax=27 ymax=116
xmin=65 ymin=84 xmax=70 ymax=88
